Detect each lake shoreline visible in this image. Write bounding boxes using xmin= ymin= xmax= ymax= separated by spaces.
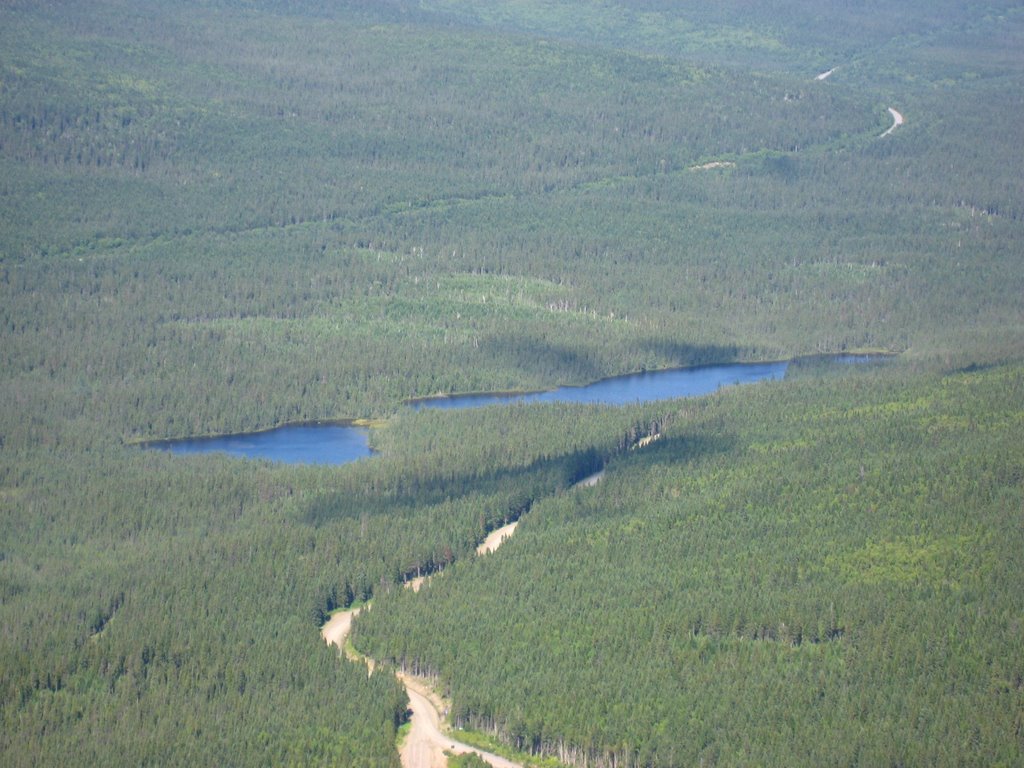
xmin=128 ymin=416 xmax=384 ymax=449
xmin=405 ymin=350 xmax=895 ymax=408
xmin=141 ymin=351 xmax=896 ymax=461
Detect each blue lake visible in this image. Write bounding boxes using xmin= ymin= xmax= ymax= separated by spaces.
xmin=149 ymin=356 xmax=879 ymax=464
xmin=147 ymin=424 xmax=372 ymax=465
xmin=410 ymin=360 xmax=789 ymax=410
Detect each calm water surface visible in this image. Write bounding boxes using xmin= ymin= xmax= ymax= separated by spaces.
xmin=150 ymin=357 xmax=878 ymax=464
xmin=149 ymin=424 xmax=371 ymax=465
xmin=411 ymin=361 xmax=788 ymax=410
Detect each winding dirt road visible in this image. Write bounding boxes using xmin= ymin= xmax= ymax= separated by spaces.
xmin=321 ymin=535 xmax=524 ymax=768
xmin=398 ymin=674 xmax=521 ymax=768
xmin=322 ymin=469 xmax=607 ymax=768
xmin=321 ymin=606 xmax=361 ymax=651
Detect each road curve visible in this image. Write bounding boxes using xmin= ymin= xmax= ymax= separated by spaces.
xmin=399 ymin=673 xmax=521 ymax=768
xmin=322 ymin=470 xmax=608 ymax=768
xmin=321 ymin=606 xmax=361 ymax=652
xmin=880 ymin=107 xmax=904 ymax=137
xmin=477 ymin=520 xmax=519 ymax=555
xmin=321 ymin=577 xmax=522 ymax=768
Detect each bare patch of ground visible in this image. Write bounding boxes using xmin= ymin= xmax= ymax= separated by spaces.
xmin=321 ymin=607 xmax=361 ymax=652
xmin=690 ymin=160 xmax=736 ymax=171
xmin=407 ymin=575 xmax=430 ymax=592
xmin=880 ymin=107 xmax=904 ymax=137
xmin=477 ymin=521 xmax=519 ymax=555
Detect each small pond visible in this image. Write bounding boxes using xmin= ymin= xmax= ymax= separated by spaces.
xmin=146 ymin=423 xmax=372 ymax=465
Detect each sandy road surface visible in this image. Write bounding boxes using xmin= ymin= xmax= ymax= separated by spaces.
xmin=397 ymin=679 xmax=449 ymax=768
xmin=399 ymin=674 xmax=521 ymax=768
xmin=576 ymin=469 xmax=605 ymax=488
xmin=322 ymin=609 xmax=522 ymax=768
xmin=813 ymin=64 xmax=903 ymax=138
xmin=321 ymin=578 xmax=522 ymax=768
xmin=321 ymin=469 xmax=610 ymax=767
xmin=321 ymin=607 xmax=361 ymax=651
xmin=477 ymin=520 xmax=519 ymax=555
xmin=880 ymin=107 xmax=904 ymax=137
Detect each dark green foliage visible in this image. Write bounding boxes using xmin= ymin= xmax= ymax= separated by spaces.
xmin=2 ymin=1 xmax=1022 ymax=446
xmin=356 ymin=363 xmax=1024 ymax=766
xmin=1 ymin=0 xmax=1023 ymax=765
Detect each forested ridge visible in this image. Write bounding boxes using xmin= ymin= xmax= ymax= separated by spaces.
xmin=1 ymin=0 xmax=1022 ymax=765
xmin=357 ymin=362 xmax=1024 ymax=766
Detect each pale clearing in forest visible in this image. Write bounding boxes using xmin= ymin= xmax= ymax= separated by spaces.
xmin=880 ymin=107 xmax=904 ymax=137
xmin=477 ymin=520 xmax=519 ymax=555
xmin=690 ymin=160 xmax=736 ymax=171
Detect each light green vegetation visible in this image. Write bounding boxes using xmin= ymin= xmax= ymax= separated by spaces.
xmin=828 ymin=534 xmax=978 ymax=586
xmin=453 ymin=727 xmax=566 ymax=768
xmin=357 ymin=363 xmax=1024 ymax=766
xmin=1 ymin=0 xmax=1022 ymax=765
xmin=446 ymin=751 xmax=494 ymax=768
xmin=396 ymin=721 xmax=413 ymax=748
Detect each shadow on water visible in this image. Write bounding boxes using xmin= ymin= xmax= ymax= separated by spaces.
xmin=147 ymin=352 xmax=890 ymax=465
xmin=409 ymin=359 xmax=790 ymax=410
xmin=475 ymin=336 xmax=743 ymax=394
xmin=142 ymin=422 xmax=372 ymax=465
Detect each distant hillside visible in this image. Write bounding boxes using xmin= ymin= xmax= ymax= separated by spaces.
xmin=1 ymin=0 xmax=1021 ymax=765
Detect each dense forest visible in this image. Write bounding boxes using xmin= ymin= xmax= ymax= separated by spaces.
xmin=1 ymin=0 xmax=1022 ymax=765
xmin=357 ymin=362 xmax=1024 ymax=766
